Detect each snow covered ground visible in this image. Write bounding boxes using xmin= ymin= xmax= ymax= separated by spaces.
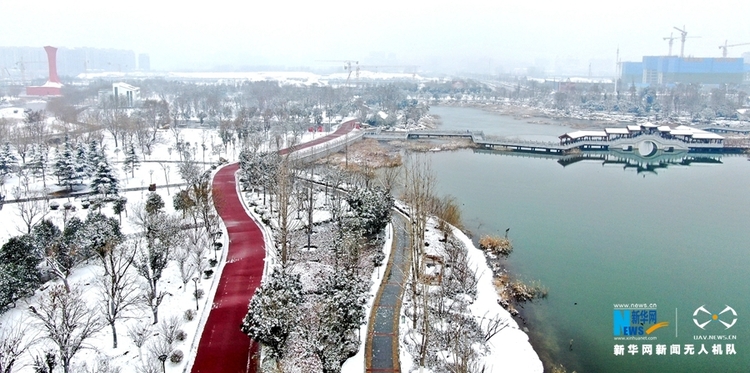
xmin=397 ymin=216 xmax=543 ymax=373
xmin=75 ymin=71 xmax=426 ymax=86
xmin=0 ymin=111 xmax=544 ymax=372
xmin=0 ymin=120 xmax=339 ymax=372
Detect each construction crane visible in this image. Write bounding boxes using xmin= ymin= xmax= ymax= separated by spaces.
xmin=663 ymin=32 xmax=700 ymax=56
xmin=673 ymin=26 xmax=696 ymax=58
xmin=15 ymin=57 xmax=46 ymax=85
xmin=316 ymin=60 xmax=359 ymax=85
xmin=719 ymin=40 xmax=750 ymax=58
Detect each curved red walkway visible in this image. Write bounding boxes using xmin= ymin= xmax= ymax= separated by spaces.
xmin=191 ymin=162 xmax=264 ymax=373
xmin=191 ymin=121 xmax=358 ymax=373
xmin=279 ymin=120 xmax=358 ymax=155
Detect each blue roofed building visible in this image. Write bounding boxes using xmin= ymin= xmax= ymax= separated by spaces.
xmin=620 ymin=56 xmax=745 ymax=86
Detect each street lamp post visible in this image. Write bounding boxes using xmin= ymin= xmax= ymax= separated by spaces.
xmin=192 ymin=277 xmax=199 ymax=311
xmin=158 ymin=354 xmax=168 ymax=373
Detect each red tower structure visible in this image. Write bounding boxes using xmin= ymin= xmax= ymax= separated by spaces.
xmin=26 ymin=45 xmax=63 ymax=96
xmin=45 ymin=46 xmax=60 ymax=84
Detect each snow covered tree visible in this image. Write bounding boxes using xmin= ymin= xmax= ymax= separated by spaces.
xmin=311 ymin=270 xmax=369 ymax=373
xmin=145 ymin=192 xmax=165 ymax=215
xmin=172 ymin=190 xmax=195 ymax=219
xmin=240 ymin=268 xmax=303 ymax=358
xmin=86 ymin=140 xmax=103 ymax=178
xmin=75 ymin=142 xmax=88 ymax=179
xmin=133 ymin=203 xmax=182 ymax=324
xmin=78 ymin=212 xmax=124 ymax=260
xmin=26 ymin=144 xmax=49 ymax=188
xmin=52 ymin=136 xmax=79 ymax=190
xmin=113 ymin=196 xmax=128 ymax=224
xmin=346 ymin=186 xmax=393 ymax=238
xmin=34 ymin=219 xmax=74 ymax=293
xmin=29 ymin=284 xmax=103 ymax=373
xmin=0 ymin=142 xmax=17 ymax=177
xmin=90 ymin=157 xmax=119 ymax=198
xmin=0 ymin=235 xmax=42 ymax=313
xmin=123 ymin=142 xmax=140 ymax=178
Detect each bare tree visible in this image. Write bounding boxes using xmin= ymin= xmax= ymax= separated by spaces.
xmin=157 ymin=316 xmax=183 ymax=346
xmin=378 ymin=164 xmax=401 ymax=195
xmin=100 ymin=99 xmax=129 ymax=149
xmin=274 ymin=156 xmax=299 ymax=265
xmin=96 ymin=240 xmax=140 ymax=348
xmin=174 ymin=245 xmax=196 ymax=292
xmin=29 ymin=285 xmax=103 ymax=373
xmin=401 ymin=153 xmax=436 ymax=368
xmin=0 ymin=316 xmax=38 ymax=373
xmin=126 ymin=322 xmax=152 ymax=350
xmin=12 ymin=174 xmax=46 ymax=234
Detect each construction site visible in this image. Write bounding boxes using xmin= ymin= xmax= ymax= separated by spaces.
xmin=619 ymin=26 xmax=750 ymax=87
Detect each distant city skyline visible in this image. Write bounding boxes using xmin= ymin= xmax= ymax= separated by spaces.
xmin=1 ymin=0 xmax=749 ymax=75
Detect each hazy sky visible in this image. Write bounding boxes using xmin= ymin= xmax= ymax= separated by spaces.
xmin=2 ymin=0 xmax=749 ymax=74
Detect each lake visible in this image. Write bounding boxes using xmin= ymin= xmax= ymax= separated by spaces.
xmin=426 ymin=106 xmax=750 ymax=372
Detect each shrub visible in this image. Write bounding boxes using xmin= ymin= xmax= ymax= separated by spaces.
xmin=175 ymin=330 xmax=187 ymax=341
xmin=194 ymin=288 xmax=205 ymax=300
xmin=169 ymin=350 xmax=184 ymax=363
xmin=184 ymin=309 xmax=196 ymax=321
xmin=203 ymin=269 xmax=213 ymax=279
xmin=208 ymin=259 xmax=218 ymax=267
xmin=479 ymin=235 xmax=513 ymax=256
xmin=49 ymin=201 xmax=60 ymax=210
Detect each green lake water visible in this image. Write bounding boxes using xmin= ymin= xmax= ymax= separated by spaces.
xmin=426 ymin=106 xmax=750 ymax=372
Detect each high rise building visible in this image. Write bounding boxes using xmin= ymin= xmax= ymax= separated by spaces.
xmin=138 ymin=53 xmax=150 ymax=71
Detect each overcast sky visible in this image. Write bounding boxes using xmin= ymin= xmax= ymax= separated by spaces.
xmin=2 ymin=0 xmax=749 ymax=74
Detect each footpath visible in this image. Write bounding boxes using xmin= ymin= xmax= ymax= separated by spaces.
xmin=189 ymin=121 xmax=358 ymax=373
xmin=366 ymin=212 xmax=411 ymax=372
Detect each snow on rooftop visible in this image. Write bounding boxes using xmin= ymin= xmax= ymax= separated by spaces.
xmin=562 ymin=130 xmax=607 ymax=139
xmin=605 ymin=128 xmax=629 ymax=134
xmin=41 ymin=81 xmax=63 ymax=88
xmin=113 ymin=82 xmax=139 ymax=90
xmin=562 ymin=124 xmax=723 ymax=140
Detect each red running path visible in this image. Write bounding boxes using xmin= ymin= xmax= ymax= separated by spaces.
xmin=190 ymin=121 xmax=358 ymax=373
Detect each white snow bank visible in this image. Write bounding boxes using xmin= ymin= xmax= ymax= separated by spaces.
xmin=341 ymin=222 xmax=394 ymax=373
xmin=453 ymin=226 xmax=543 ymax=372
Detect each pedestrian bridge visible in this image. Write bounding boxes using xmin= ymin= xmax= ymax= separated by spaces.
xmin=364 ymin=127 xmax=738 ymax=155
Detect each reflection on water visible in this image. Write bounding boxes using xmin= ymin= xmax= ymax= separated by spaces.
xmin=427 ymin=106 xmax=750 ymax=372
xmin=474 ymin=148 xmax=724 ymax=176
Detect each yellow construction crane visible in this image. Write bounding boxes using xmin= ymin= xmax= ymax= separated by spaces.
xmin=719 ymin=40 xmax=750 ymax=58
